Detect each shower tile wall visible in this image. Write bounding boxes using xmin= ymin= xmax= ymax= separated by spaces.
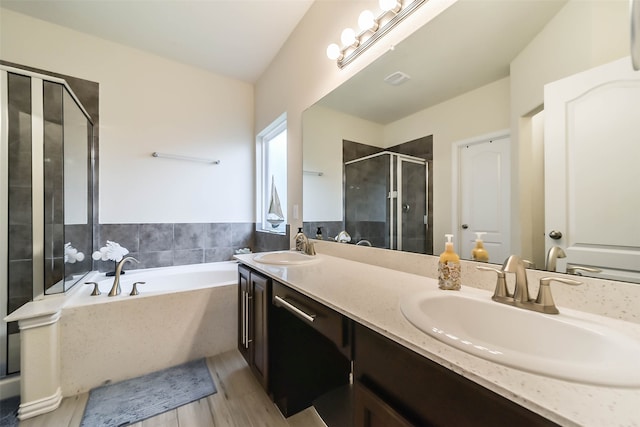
xmin=302 ymin=221 xmax=344 ymax=241
xmin=95 ymin=222 xmax=259 ymax=272
xmin=7 ymin=72 xmax=33 ymax=334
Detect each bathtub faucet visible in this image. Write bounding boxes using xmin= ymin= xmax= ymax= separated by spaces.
xmin=109 ymin=256 xmax=139 ymax=297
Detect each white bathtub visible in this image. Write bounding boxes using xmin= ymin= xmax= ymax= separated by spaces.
xmin=67 ymin=261 xmax=238 ymax=305
xmin=59 ymin=261 xmax=239 ymax=396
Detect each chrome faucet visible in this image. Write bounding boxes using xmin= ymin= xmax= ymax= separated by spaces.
xmin=545 ymin=246 xmax=566 ymax=272
xmin=109 ymin=256 xmax=139 ymax=297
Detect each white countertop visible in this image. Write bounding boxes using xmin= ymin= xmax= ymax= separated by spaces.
xmin=235 ymin=252 xmax=640 ymax=427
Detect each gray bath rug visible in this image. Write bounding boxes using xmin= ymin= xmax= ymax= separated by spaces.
xmin=0 ymin=396 xmax=19 ymax=427
xmin=80 ymin=358 xmax=216 ymax=427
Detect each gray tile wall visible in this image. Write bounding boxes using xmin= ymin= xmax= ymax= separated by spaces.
xmin=95 ymin=222 xmax=269 ymax=272
xmin=254 ymin=225 xmax=290 ymax=253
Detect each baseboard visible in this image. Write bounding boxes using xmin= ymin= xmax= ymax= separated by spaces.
xmin=18 ymin=387 xmax=62 ymax=420
xmin=0 ymin=375 xmax=20 ymax=400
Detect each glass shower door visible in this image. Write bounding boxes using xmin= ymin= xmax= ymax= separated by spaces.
xmin=344 ymin=153 xmax=390 ymax=247
xmin=396 ymin=157 xmax=428 ymax=254
xmin=1 ymin=66 xmax=94 ymax=379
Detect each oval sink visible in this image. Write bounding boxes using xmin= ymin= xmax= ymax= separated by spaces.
xmin=400 ymin=288 xmax=640 ymax=387
xmin=253 ymin=251 xmax=318 ymax=265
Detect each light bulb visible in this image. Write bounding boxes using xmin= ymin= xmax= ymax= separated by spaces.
xmin=326 ymin=43 xmax=341 ymax=60
xmin=341 ymin=28 xmax=357 ymax=46
xmin=358 ymin=10 xmax=376 ymax=31
xmin=379 ymin=0 xmax=399 ymax=12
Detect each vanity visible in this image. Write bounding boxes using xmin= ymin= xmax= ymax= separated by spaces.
xmin=235 ymin=250 xmax=640 ymax=427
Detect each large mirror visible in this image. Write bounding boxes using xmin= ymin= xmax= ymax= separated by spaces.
xmin=303 ymin=0 xmax=640 ymax=283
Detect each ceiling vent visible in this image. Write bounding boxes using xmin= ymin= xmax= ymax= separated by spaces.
xmin=384 ymin=71 xmax=411 ymax=86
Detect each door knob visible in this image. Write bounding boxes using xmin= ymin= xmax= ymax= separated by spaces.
xmin=549 ymin=230 xmax=563 ymax=239
xmin=461 ymin=224 xmax=469 ymax=229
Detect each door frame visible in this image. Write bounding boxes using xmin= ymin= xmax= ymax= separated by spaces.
xmin=451 ymin=129 xmax=510 ymax=256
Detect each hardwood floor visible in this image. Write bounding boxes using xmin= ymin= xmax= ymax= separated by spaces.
xmin=18 ymin=349 xmax=327 ymax=427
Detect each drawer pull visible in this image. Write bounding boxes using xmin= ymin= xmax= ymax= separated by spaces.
xmin=274 ymin=295 xmax=316 ymax=323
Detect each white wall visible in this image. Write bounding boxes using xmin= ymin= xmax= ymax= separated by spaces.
xmin=1 ymin=8 xmax=254 ymax=224
xmin=303 ymin=105 xmax=383 ymax=221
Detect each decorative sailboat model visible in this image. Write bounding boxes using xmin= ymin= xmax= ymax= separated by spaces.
xmin=267 ymin=175 xmax=285 ymax=228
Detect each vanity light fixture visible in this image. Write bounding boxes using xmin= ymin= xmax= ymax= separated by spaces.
xmin=326 ymin=0 xmax=426 ymax=69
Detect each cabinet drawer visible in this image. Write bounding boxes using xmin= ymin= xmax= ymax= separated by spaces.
xmin=272 ymin=281 xmax=348 ymax=350
xmin=354 ymin=380 xmax=414 ymax=427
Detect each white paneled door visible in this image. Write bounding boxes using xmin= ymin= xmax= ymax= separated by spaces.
xmin=544 ymin=57 xmax=640 ymax=282
xmin=457 ymin=134 xmax=511 ymax=264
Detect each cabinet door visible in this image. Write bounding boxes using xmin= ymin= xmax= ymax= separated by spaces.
xmin=354 ymin=324 xmax=557 ymax=427
xmin=237 ymin=265 xmax=251 ymax=363
xmin=354 ymin=381 xmax=414 ymax=427
xmin=251 ymin=272 xmax=269 ymax=389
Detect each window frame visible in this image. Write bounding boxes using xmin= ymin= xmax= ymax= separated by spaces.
xmin=256 ymin=113 xmax=287 ymax=234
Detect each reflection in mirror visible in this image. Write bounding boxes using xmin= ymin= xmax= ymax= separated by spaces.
xmin=303 ymin=0 xmax=640 ymax=283
xmin=343 ymin=137 xmax=432 ymax=253
xmin=42 ymin=81 xmax=94 ymax=294
xmin=62 ymin=84 xmax=93 ymax=290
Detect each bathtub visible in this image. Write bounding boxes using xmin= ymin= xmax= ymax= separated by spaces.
xmin=59 ymin=261 xmax=240 ymax=396
xmin=68 ymin=261 xmax=238 ymax=304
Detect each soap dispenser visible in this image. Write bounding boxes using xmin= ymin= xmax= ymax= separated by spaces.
xmin=315 ymin=227 xmax=323 ymax=240
xmin=294 ymin=227 xmax=306 ymax=252
xmin=471 ymin=232 xmax=490 ymax=262
xmin=438 ymin=234 xmax=461 ymax=290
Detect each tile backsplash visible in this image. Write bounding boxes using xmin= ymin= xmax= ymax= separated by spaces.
xmin=95 ymin=222 xmax=270 ymax=272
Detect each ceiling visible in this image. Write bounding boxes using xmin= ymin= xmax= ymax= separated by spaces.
xmin=317 ymin=0 xmax=567 ymax=124
xmin=0 ymin=0 xmax=314 ymax=83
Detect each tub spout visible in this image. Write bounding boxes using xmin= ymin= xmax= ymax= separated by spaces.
xmin=109 ymin=257 xmax=139 ymax=297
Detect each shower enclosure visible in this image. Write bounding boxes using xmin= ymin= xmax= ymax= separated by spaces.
xmin=0 ymin=65 xmax=94 ymax=380
xmin=344 ymin=151 xmax=429 ymax=253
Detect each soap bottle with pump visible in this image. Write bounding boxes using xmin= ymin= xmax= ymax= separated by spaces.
xmin=438 ymin=234 xmax=461 ymax=290
xmin=294 ymin=227 xmax=306 ymax=252
xmin=471 ymin=232 xmax=490 ymax=262
xmin=315 ymin=227 xmax=323 ymax=240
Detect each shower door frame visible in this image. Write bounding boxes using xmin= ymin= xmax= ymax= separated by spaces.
xmin=344 ymin=151 xmax=428 ymax=251
xmin=0 ymin=65 xmax=94 ymax=379
xmin=388 ymin=153 xmax=428 ymax=251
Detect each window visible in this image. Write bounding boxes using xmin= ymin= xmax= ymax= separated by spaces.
xmin=257 ymin=114 xmax=287 ymax=234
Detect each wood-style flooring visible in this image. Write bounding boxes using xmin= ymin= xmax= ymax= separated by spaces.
xmin=18 ymin=349 xmax=327 ymax=427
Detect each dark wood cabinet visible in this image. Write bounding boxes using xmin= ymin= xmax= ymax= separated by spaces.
xmin=354 ymin=381 xmax=414 ymax=427
xmin=353 ymin=323 xmax=558 ymax=427
xmin=269 ymin=281 xmax=352 ymax=417
xmin=237 ymin=264 xmax=270 ymax=390
xmin=237 ymin=263 xmax=557 ymax=427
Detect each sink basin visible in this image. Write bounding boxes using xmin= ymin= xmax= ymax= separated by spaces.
xmin=253 ymin=251 xmax=318 ymax=265
xmin=400 ymin=288 xmax=640 ymax=387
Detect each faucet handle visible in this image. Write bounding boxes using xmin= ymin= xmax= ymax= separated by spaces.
xmin=566 ymin=264 xmax=602 ymax=276
xmin=130 ymin=281 xmax=145 ymax=296
xmin=522 ymin=259 xmax=535 ymax=269
xmin=535 ymin=276 xmax=582 ymax=314
xmin=85 ymin=281 xmax=101 ymax=296
xmin=476 ymin=266 xmax=511 ymax=301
